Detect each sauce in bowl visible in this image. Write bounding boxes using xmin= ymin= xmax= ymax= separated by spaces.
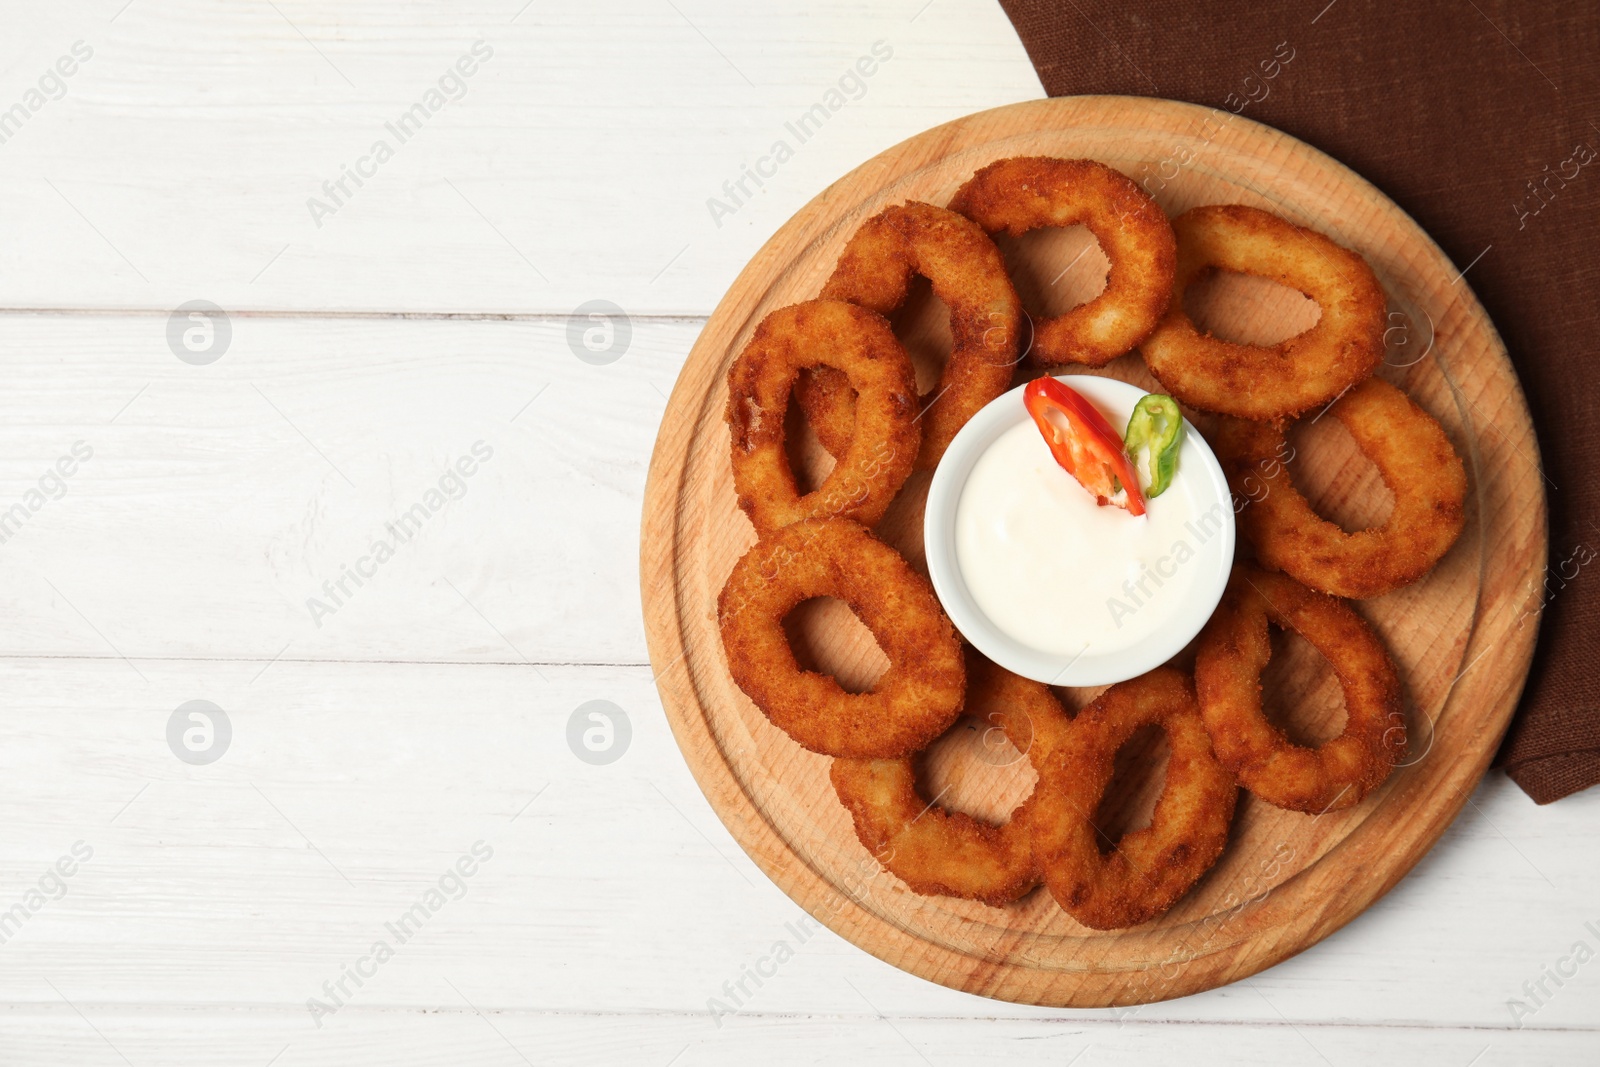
xmin=956 ymin=416 xmax=1227 ymax=657
xmin=925 ymin=375 xmax=1234 ymax=687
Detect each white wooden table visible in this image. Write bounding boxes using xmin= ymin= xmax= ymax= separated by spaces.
xmin=0 ymin=2 xmax=1592 ymax=1063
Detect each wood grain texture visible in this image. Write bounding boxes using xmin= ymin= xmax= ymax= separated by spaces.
xmin=641 ymin=96 xmax=1547 ymax=1007
xmin=4 ymin=1005 xmax=1595 ymax=1067
xmin=0 ymin=312 xmax=690 ymax=665
xmin=0 ymin=0 xmax=1041 ymax=315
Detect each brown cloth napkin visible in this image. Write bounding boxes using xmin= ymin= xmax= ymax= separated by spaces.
xmin=998 ymin=0 xmax=1600 ymax=802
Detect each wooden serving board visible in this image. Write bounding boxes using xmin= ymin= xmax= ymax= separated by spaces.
xmin=639 ymin=97 xmax=1546 ymax=1007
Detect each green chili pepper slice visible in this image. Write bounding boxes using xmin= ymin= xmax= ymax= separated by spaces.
xmin=1124 ymin=393 xmax=1184 ymax=499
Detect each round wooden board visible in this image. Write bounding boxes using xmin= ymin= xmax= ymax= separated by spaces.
xmin=640 ymin=97 xmax=1547 ymax=1007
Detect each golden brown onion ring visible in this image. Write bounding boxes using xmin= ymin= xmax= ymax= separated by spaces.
xmin=726 ymin=300 xmax=919 ymax=534
xmin=1141 ymin=204 xmax=1386 ymax=420
xmin=1216 ymin=378 xmax=1467 ymax=598
xmin=1194 ymin=567 xmax=1405 ymax=813
xmin=718 ymin=518 xmax=964 ymax=759
xmin=1031 ymin=667 xmax=1237 ymax=930
xmin=829 ymin=651 xmax=1072 ymax=906
xmin=948 ymin=157 xmax=1176 ymax=368
xmin=791 ymin=365 xmax=857 ymax=460
xmin=796 ymin=201 xmax=1022 ymax=469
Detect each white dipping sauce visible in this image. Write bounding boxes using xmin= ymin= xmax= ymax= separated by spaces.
xmin=954 ymin=414 xmax=1227 ymax=658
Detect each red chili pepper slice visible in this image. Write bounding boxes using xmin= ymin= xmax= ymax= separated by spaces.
xmin=1023 ymin=377 xmax=1147 ymax=517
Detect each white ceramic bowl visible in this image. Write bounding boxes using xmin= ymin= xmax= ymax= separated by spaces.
xmin=924 ymin=374 xmax=1235 ymax=687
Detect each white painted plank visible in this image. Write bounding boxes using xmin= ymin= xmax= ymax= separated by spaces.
xmin=0 ymin=312 xmax=691 ymax=665
xmin=0 ymin=656 xmax=1595 ymax=1037
xmin=0 ymin=1009 xmax=1592 ymax=1067
xmin=0 ymin=0 xmax=1042 ymax=314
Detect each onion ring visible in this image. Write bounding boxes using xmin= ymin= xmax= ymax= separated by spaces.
xmin=727 ymin=299 xmax=919 ymax=535
xmin=794 ymin=201 xmax=1022 ymax=469
xmin=829 ymin=651 xmax=1071 ymax=905
xmin=1194 ymin=566 xmax=1405 ymax=813
xmin=947 ymin=157 xmax=1176 ymax=368
xmin=1031 ymin=667 xmax=1237 ymax=930
xmin=1140 ymin=204 xmax=1387 ymax=420
xmin=718 ymin=518 xmax=964 ymax=759
xmin=1216 ymin=378 xmax=1468 ymax=598
xmin=790 ymin=365 xmax=857 ymax=460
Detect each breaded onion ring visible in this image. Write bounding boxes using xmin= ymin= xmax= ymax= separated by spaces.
xmin=1031 ymin=667 xmax=1237 ymax=930
xmin=1216 ymin=378 xmax=1468 ymax=598
xmin=791 ymin=366 xmax=857 ymax=460
xmin=1141 ymin=204 xmax=1386 ymax=420
xmin=727 ymin=300 xmax=919 ymax=535
xmin=795 ymin=201 xmax=1022 ymax=469
xmin=829 ymin=651 xmax=1072 ymax=906
xmin=948 ymin=157 xmax=1176 ymax=368
xmin=1194 ymin=567 xmax=1405 ymax=813
xmin=718 ymin=518 xmax=964 ymax=759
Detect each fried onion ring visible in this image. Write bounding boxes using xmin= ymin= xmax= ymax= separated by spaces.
xmin=1216 ymin=378 xmax=1468 ymax=598
xmin=794 ymin=201 xmax=1022 ymax=469
xmin=829 ymin=651 xmax=1072 ymax=906
xmin=1031 ymin=667 xmax=1237 ymax=930
xmin=1194 ymin=567 xmax=1405 ymax=813
xmin=1140 ymin=204 xmax=1386 ymax=420
xmin=727 ymin=300 xmax=919 ymax=535
xmin=718 ymin=518 xmax=964 ymax=758
xmin=791 ymin=365 xmax=857 ymax=460
xmin=948 ymin=157 xmax=1176 ymax=368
